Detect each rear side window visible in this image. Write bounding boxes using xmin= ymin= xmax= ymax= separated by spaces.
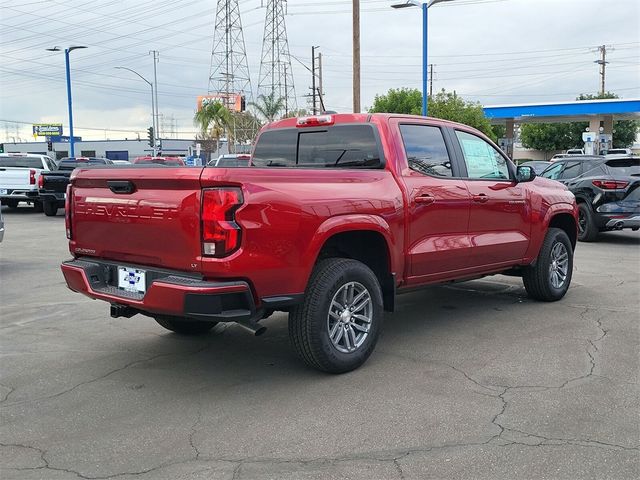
xmin=399 ymin=124 xmax=452 ymax=177
xmin=252 ymin=125 xmax=382 ymax=169
xmin=0 ymin=157 xmax=43 ymax=168
xmin=541 ymin=162 xmax=564 ymax=179
xmin=605 ymin=158 xmax=640 ymax=176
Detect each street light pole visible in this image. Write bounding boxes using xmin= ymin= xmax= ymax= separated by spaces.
xmin=47 ymin=46 xmax=86 ymax=157
xmin=422 ymin=1 xmax=428 ymax=117
xmin=115 ymin=66 xmax=156 ymax=155
xmin=391 ymin=0 xmax=453 ymax=117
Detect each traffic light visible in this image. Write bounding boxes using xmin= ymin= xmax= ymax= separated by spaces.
xmin=47 ymin=141 xmax=53 ymax=151
xmin=147 ymin=126 xmax=154 ymax=147
xmin=0 ymin=143 xmax=4 ymax=154
xmin=240 ymin=95 xmax=246 ymax=112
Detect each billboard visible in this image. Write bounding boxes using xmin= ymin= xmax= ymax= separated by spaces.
xmin=32 ymin=123 xmax=63 ymax=137
xmin=197 ymin=94 xmax=245 ymax=113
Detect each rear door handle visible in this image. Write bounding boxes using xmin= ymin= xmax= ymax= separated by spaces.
xmin=107 ymin=180 xmax=135 ymax=194
xmin=472 ymin=194 xmax=489 ymax=203
xmin=415 ymin=194 xmax=435 ymax=205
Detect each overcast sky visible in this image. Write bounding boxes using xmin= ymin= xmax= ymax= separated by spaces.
xmin=1 ymin=0 xmax=639 ymax=141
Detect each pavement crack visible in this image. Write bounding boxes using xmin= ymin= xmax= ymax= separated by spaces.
xmin=1 ymin=341 xmax=216 ymax=408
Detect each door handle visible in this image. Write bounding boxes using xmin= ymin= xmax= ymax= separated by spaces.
xmin=415 ymin=194 xmax=435 ymax=205
xmin=107 ymin=180 xmax=135 ymax=194
xmin=472 ymin=194 xmax=489 ymax=203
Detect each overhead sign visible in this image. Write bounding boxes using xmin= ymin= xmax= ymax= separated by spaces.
xmin=33 ymin=123 xmax=63 ymax=137
xmin=197 ymin=94 xmax=245 ymax=112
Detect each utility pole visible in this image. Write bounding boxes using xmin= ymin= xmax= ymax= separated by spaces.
xmin=318 ymin=51 xmax=324 ymax=111
xmin=311 ymin=46 xmax=317 ymax=115
xmin=595 ymin=45 xmax=609 ymax=96
xmin=150 ymin=50 xmax=160 ymax=149
xmin=429 ymin=63 xmax=434 ymax=97
xmin=352 ymin=0 xmax=360 ymax=113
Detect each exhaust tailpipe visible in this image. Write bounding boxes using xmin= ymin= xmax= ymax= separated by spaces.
xmin=235 ymin=317 xmax=267 ymax=336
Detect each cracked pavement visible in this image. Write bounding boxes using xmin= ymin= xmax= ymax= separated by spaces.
xmin=1 ymin=208 xmax=638 ymax=479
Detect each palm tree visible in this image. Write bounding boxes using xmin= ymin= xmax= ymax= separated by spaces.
xmin=193 ymin=101 xmax=231 ymax=155
xmin=250 ymin=93 xmax=285 ymax=123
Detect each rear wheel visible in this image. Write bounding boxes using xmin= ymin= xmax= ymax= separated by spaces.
xmin=288 ymin=258 xmax=384 ymax=373
xmin=43 ymin=201 xmax=58 ymax=216
xmin=523 ymin=227 xmax=573 ymax=301
xmin=154 ymin=315 xmax=217 ymax=335
xmin=577 ymin=202 xmax=598 ymax=242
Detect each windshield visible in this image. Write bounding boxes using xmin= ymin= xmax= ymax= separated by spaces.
xmin=0 ymin=157 xmax=43 ymax=168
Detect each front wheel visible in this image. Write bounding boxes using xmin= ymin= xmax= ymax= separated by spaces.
xmin=523 ymin=228 xmax=573 ymax=301
xmin=288 ymin=258 xmax=384 ymax=373
xmin=154 ymin=315 xmax=217 ymax=335
xmin=43 ymin=201 xmax=58 ymax=216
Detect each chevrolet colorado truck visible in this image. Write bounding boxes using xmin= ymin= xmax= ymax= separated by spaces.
xmin=61 ymin=114 xmax=578 ymax=373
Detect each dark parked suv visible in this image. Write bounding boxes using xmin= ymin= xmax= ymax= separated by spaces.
xmin=540 ymin=155 xmax=640 ymax=241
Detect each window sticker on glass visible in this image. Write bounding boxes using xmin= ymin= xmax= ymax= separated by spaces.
xmin=456 ymin=130 xmax=510 ymax=180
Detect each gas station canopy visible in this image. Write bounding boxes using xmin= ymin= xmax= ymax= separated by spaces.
xmin=483 ymin=98 xmax=640 ymax=124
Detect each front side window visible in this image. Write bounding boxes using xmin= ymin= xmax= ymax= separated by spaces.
xmin=399 ymin=124 xmax=452 ymax=177
xmin=541 ymin=162 xmax=564 ymax=179
xmin=455 ymin=130 xmax=510 ymax=180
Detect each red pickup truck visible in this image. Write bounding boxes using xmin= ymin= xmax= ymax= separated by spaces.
xmin=61 ymin=114 xmax=578 ymax=373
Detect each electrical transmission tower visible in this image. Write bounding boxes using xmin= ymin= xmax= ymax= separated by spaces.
xmin=208 ymin=0 xmax=253 ymax=109
xmin=258 ymin=0 xmax=297 ymax=116
xmin=208 ymin=0 xmax=257 ymax=152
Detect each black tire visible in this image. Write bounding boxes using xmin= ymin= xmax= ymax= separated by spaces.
xmin=32 ymin=201 xmax=43 ymax=213
xmin=154 ymin=315 xmax=217 ymax=335
xmin=5 ymin=200 xmax=18 ymax=209
xmin=577 ymin=202 xmax=598 ymax=242
xmin=288 ymin=258 xmax=384 ymax=373
xmin=43 ymin=201 xmax=58 ymax=216
xmin=523 ymin=228 xmax=573 ymax=302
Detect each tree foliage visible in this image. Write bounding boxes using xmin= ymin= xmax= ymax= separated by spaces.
xmin=193 ymin=101 xmax=230 ymax=141
xmin=369 ymin=88 xmax=422 ymax=115
xmin=369 ymin=88 xmax=496 ymax=140
xmin=519 ymin=123 xmax=576 ymax=157
xmin=428 ymin=90 xmax=496 ymax=140
xmin=250 ymin=93 xmax=285 ymax=122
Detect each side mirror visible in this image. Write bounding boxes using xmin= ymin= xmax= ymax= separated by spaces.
xmin=516 ymin=165 xmax=536 ymax=183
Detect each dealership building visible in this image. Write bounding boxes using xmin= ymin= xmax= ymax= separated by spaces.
xmin=0 ymin=138 xmax=205 ymax=160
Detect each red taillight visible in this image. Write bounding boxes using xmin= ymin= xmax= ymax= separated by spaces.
xmin=37 ymin=173 xmax=44 ymax=189
xmin=296 ymin=115 xmax=334 ymax=127
xmin=65 ymin=184 xmax=72 ymax=239
xmin=29 ymin=169 xmax=36 ymax=185
xmin=592 ymin=179 xmax=629 ymax=190
xmin=201 ymin=187 xmax=243 ymax=257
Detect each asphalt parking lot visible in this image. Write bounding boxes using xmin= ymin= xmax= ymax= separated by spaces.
xmin=1 ymin=206 xmax=638 ymax=480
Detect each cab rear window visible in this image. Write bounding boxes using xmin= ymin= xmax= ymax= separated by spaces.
xmin=0 ymin=157 xmax=43 ymax=168
xmin=252 ymin=125 xmax=382 ymax=169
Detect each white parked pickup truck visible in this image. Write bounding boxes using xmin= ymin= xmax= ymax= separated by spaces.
xmin=0 ymin=153 xmax=57 ymax=211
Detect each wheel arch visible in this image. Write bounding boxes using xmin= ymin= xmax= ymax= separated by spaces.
xmin=305 ymin=216 xmax=398 ymax=312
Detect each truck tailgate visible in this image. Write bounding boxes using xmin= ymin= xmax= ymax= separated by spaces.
xmin=70 ymin=167 xmax=205 ymax=272
xmin=0 ymin=168 xmax=32 ymax=190
xmin=43 ymin=172 xmax=71 ymax=193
